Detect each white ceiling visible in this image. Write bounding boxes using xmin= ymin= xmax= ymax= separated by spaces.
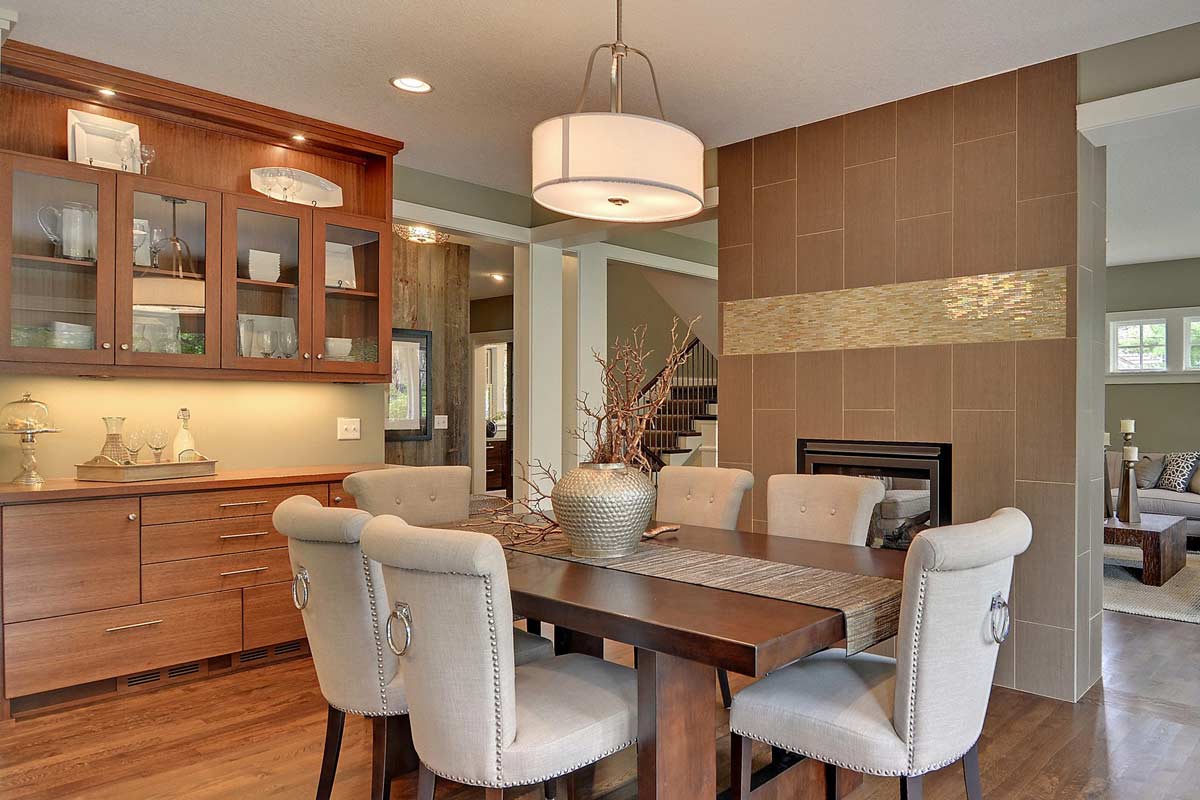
xmin=666 ymin=219 xmax=717 ymax=244
xmin=1106 ymin=122 xmax=1200 ymax=266
xmin=7 ymin=2 xmax=1200 ymax=196
xmin=459 ymin=240 xmax=514 ymax=300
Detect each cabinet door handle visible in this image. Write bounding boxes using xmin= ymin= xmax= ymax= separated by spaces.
xmin=106 ymin=619 xmax=163 ymax=633
xmin=332 ymin=495 xmax=344 ymax=504
xmin=220 ymin=566 xmax=269 ymax=577
xmin=127 ymin=513 xmax=138 ymax=521
xmin=316 ymin=353 xmax=323 ymax=360
xmin=303 ymin=352 xmax=311 ymax=360
xmin=486 ymin=468 xmax=497 ymax=473
xmin=219 ymin=531 xmax=269 ymax=540
xmin=218 ymin=499 xmax=269 ymax=508
xmin=101 ymin=342 xmax=112 ymax=349
xmin=120 ymin=343 xmax=130 ymax=350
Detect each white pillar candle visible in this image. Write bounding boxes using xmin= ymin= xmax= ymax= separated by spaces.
xmin=1104 ymin=432 xmax=1111 ymax=447
xmin=1123 ymin=445 xmax=1138 ymax=462
xmin=1120 ymin=419 xmax=1135 ymax=433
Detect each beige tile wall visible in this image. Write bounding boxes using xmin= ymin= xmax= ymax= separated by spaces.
xmin=717 ymin=56 xmax=1103 ymax=702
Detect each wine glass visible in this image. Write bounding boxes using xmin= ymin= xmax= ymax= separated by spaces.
xmin=259 ymin=329 xmax=278 ymax=359
xmin=119 ymin=139 xmax=137 ymax=171
xmin=274 ymin=169 xmax=296 ymax=202
xmin=138 ymin=144 xmax=157 ymax=175
xmin=125 ymin=428 xmax=146 ymax=463
xmin=147 ymin=427 xmax=169 ymax=463
xmin=280 ymin=329 xmax=298 ymax=360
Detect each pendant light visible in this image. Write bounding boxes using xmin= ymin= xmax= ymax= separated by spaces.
xmin=532 ymin=0 xmax=704 ymax=223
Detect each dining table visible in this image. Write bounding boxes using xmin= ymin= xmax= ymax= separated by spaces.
xmin=486 ymin=522 xmax=908 ymax=800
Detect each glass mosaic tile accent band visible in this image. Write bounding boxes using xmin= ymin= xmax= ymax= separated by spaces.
xmin=722 ymin=266 xmax=1068 ymax=355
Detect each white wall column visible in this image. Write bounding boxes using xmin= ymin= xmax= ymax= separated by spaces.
xmin=513 ymin=242 xmax=564 ymax=504
xmin=0 ymin=9 xmax=17 ymax=66
xmin=567 ymin=244 xmax=609 ymax=468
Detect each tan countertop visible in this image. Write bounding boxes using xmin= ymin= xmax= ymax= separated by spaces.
xmin=0 ymin=463 xmax=391 ymax=506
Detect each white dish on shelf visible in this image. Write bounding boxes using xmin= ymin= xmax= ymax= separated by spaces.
xmin=324 ymin=337 xmax=353 ymax=360
xmin=250 ymin=167 xmax=343 ymax=208
xmin=324 ymin=242 xmax=357 ymax=289
xmin=247 ymin=249 xmax=282 ymax=282
xmin=67 ymin=109 xmax=141 ymax=171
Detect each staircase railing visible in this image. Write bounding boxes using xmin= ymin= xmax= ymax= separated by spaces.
xmin=639 ymin=338 xmax=717 ymax=469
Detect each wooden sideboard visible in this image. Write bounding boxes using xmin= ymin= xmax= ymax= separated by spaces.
xmin=0 ymin=464 xmax=383 ymax=719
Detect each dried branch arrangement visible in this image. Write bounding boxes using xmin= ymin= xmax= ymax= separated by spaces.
xmin=574 ymin=315 xmax=698 ymax=472
xmin=469 ymin=316 xmax=699 ymax=542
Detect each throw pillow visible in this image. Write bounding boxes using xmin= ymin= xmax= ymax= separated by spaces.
xmin=1133 ymin=455 xmax=1165 ymax=489
xmin=1191 ymin=466 xmax=1200 ymax=496
xmin=1156 ymin=452 xmax=1200 ymax=493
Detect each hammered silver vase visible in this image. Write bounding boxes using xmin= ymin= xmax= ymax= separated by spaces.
xmin=551 ymin=462 xmax=656 ymax=558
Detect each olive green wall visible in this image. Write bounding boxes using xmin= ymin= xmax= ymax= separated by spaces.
xmin=607 ymin=262 xmax=680 ymax=382
xmin=1079 ymin=22 xmax=1200 ymax=102
xmin=470 ymin=295 xmax=514 ymax=333
xmin=1106 ymin=258 xmax=1200 ymax=452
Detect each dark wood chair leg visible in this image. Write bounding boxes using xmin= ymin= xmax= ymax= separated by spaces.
xmin=565 ymin=770 xmax=578 ymax=800
xmin=416 ymin=763 xmax=437 ymax=800
xmin=730 ymin=733 xmax=753 ymax=800
xmin=315 ymin=705 xmax=345 ymax=800
xmin=385 ymin=715 xmax=419 ymax=775
xmin=543 ymin=777 xmax=557 ymax=799
xmin=370 ymin=717 xmax=392 ymax=800
xmin=718 ymin=669 xmax=733 ymax=709
xmin=963 ymin=742 xmax=982 ymax=800
xmin=485 ymin=789 xmax=505 ymax=799
xmin=824 ymin=761 xmax=838 ymax=800
xmin=900 ymin=775 xmax=923 ymax=800
xmin=526 ymin=618 xmax=542 ymax=636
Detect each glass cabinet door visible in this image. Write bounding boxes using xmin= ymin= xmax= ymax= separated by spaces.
xmin=0 ymin=156 xmax=116 ymax=364
xmin=115 ymin=176 xmax=221 ymax=367
xmin=221 ymin=195 xmax=312 ymax=371
xmin=313 ymin=210 xmax=390 ymax=374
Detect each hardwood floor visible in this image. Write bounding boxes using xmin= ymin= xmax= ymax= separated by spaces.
xmin=2 ymin=613 xmax=1199 ymax=799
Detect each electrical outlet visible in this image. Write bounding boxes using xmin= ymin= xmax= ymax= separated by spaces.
xmin=336 ymin=417 xmax=361 ymax=441
xmin=434 ymin=414 xmax=449 ymax=430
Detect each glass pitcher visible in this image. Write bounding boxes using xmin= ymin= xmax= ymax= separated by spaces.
xmin=36 ymin=201 xmax=98 ymax=261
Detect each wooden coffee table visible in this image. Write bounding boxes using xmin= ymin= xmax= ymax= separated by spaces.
xmin=1104 ymin=514 xmax=1188 ymax=586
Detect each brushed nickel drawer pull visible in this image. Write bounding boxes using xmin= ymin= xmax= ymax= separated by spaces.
xmin=218 ymin=500 xmax=270 ymax=508
xmin=220 ymin=566 xmax=269 ymax=577
xmin=106 ymin=619 xmax=163 ymax=633
xmin=219 ymin=531 xmax=270 ymax=540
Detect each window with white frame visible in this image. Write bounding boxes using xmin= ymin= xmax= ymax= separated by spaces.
xmin=1106 ymin=307 xmax=1200 ymax=381
xmin=1111 ymin=319 xmax=1167 ymax=372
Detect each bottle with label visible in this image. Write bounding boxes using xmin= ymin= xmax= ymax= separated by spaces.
xmin=171 ymin=407 xmax=195 ymax=462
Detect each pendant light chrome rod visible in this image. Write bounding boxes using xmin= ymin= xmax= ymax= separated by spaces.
xmin=611 ymin=0 xmax=624 ymax=113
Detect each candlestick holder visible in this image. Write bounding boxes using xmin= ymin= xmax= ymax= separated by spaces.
xmin=1116 ymin=425 xmax=1140 ymax=524
xmin=1103 ymin=444 xmax=1115 ymax=519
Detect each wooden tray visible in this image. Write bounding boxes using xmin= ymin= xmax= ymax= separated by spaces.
xmin=75 ymin=455 xmax=218 ymax=482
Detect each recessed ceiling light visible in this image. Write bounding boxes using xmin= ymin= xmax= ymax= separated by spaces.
xmin=291 ymin=134 xmax=307 ymax=142
xmin=98 ymin=88 xmax=117 ymax=97
xmin=490 ymin=273 xmax=506 ymax=282
xmin=391 ymin=76 xmax=433 ymax=94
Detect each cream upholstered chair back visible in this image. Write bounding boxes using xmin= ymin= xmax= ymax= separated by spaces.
xmin=766 ymin=474 xmax=885 ymax=544
xmin=273 ymin=495 xmax=399 ymax=716
xmin=344 ymin=465 xmax=471 ymax=524
xmin=655 ymin=466 xmax=753 ymax=530
xmin=361 ymin=517 xmax=517 ymax=787
xmin=892 ymin=507 xmax=1031 ymax=774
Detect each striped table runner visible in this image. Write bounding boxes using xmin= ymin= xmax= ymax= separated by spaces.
xmin=504 ymin=536 xmax=902 ymax=655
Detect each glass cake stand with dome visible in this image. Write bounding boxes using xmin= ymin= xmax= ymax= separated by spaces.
xmin=1 ymin=393 xmax=61 ymax=485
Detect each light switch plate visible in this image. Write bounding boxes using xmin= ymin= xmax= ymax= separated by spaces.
xmin=434 ymin=414 xmax=449 ymax=430
xmin=337 ymin=417 xmax=361 ymax=441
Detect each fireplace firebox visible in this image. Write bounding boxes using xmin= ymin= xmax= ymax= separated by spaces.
xmin=796 ymin=439 xmax=952 ymax=550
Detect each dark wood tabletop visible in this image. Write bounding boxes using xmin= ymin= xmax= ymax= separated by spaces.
xmin=504 ymin=522 xmax=907 ymax=677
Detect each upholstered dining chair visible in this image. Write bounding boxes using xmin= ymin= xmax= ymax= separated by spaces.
xmin=273 ymin=495 xmax=553 ymax=800
xmin=766 ymin=474 xmax=886 ymax=545
xmin=728 ymin=507 xmax=1032 ymax=800
xmin=344 ymin=465 xmax=472 ymax=525
xmin=655 ymin=464 xmax=753 ymax=708
xmin=361 ymin=517 xmax=639 ymax=800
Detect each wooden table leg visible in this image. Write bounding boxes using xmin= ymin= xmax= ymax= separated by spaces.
xmin=554 ymin=626 xmax=604 ymax=658
xmin=1143 ymin=524 xmax=1186 ymax=586
xmin=637 ymin=648 xmax=716 ymax=800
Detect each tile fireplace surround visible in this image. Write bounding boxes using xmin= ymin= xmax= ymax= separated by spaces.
xmin=717 ymin=55 xmax=1107 ymax=702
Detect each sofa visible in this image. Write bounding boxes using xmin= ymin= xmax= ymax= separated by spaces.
xmin=1106 ymin=451 xmax=1200 ymax=545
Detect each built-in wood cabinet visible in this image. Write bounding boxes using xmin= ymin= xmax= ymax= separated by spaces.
xmin=0 ymin=151 xmax=391 ymax=382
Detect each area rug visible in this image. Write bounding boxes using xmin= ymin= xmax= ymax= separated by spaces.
xmin=1103 ymin=545 xmax=1200 ymax=624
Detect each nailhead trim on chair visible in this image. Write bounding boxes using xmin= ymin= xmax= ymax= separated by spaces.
xmin=361 ymin=553 xmax=391 ymax=716
xmin=419 ymin=738 xmax=638 ymax=789
xmin=903 ymin=567 xmax=929 ymax=773
xmin=728 ymin=728 xmax=977 ymax=779
xmin=483 ymin=573 xmax=506 ymax=783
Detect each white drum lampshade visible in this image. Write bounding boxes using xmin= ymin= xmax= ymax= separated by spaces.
xmin=532 ymin=112 xmax=704 ymax=223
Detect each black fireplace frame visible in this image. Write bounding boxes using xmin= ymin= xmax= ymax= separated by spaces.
xmin=796 ymin=439 xmax=952 ymax=527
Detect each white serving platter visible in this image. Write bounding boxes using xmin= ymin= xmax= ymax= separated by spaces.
xmin=324 ymin=242 xmax=357 ymax=288
xmin=67 ymin=109 xmax=141 ymax=171
xmin=250 ymin=167 xmax=343 ymax=208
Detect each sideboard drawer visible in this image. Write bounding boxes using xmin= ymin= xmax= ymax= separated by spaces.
xmin=4 ymin=591 xmax=242 ymax=698
xmin=142 ymin=548 xmax=292 ymax=601
xmin=329 ymin=482 xmax=357 ymax=509
xmin=142 ymin=515 xmax=287 ymax=563
xmin=243 ymin=581 xmax=307 ymax=650
xmin=141 ymin=483 xmax=328 ymax=525
xmin=2 ymin=498 xmax=141 ymax=624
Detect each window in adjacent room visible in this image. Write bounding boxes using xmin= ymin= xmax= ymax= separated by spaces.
xmin=1111 ymin=318 xmax=1167 ymax=372
xmin=1186 ymin=317 xmax=1200 ymax=371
